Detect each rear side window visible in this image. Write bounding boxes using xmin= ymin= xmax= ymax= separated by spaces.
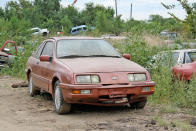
xmin=36 ymin=43 xmax=45 ymax=59
xmin=41 ymin=41 xmax=54 ymax=57
xmin=187 ymin=52 xmax=196 ymax=63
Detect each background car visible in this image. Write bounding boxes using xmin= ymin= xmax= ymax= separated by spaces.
xmin=0 ymin=40 xmax=18 ymax=69
xmin=148 ymin=49 xmax=196 ymax=69
xmin=70 ymin=25 xmax=88 ymax=35
xmin=26 ymin=37 xmax=155 ymax=114
xmin=172 ymin=51 xmax=196 ymax=81
xmin=31 ymin=27 xmax=49 ymax=36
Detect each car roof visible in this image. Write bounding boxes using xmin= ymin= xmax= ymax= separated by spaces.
xmin=49 ymin=36 xmax=103 ymax=41
xmin=172 ymin=49 xmax=196 ymax=52
xmin=71 ymin=25 xmax=86 ymax=30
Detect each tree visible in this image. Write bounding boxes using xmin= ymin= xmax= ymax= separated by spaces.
xmin=162 ymin=1 xmax=196 ymax=38
xmin=95 ymin=11 xmax=114 ymax=33
xmin=149 ymin=15 xmax=164 ymax=24
xmin=60 ymin=16 xmax=73 ymax=34
xmin=0 ymin=7 xmax=4 ymax=18
xmin=81 ymin=3 xmax=114 ymax=26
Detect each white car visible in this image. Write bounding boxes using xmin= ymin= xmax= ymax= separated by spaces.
xmin=149 ymin=49 xmax=196 ymax=69
xmin=31 ymin=27 xmax=49 ymax=36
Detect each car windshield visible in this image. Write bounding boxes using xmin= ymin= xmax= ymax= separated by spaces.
xmin=56 ymin=39 xmax=121 ymax=58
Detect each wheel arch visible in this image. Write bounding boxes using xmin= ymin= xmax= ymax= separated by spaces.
xmin=26 ymin=69 xmax=31 ymax=81
xmin=52 ymin=76 xmax=60 ymax=92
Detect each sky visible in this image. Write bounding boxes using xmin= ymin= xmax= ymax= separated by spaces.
xmin=1 ymin=0 xmax=195 ymax=20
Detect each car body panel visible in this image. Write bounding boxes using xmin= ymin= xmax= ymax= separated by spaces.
xmin=26 ymin=37 xmax=155 ymax=106
xmin=31 ymin=27 xmax=49 ymax=36
xmin=58 ymin=57 xmax=147 ymax=73
xmin=172 ymin=62 xmax=196 ymax=81
xmin=70 ymin=25 xmax=88 ymax=35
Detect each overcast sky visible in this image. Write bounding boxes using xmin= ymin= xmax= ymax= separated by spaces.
xmin=1 ymin=0 xmax=195 ymax=20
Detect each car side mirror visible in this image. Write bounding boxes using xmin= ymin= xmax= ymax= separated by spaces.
xmin=40 ymin=55 xmax=52 ymax=62
xmin=123 ymin=54 xmax=131 ymax=60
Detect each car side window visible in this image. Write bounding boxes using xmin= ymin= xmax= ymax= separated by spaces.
xmin=185 ymin=52 xmax=192 ymax=63
xmin=41 ymin=41 xmax=54 ymax=57
xmin=36 ymin=43 xmax=45 ymax=59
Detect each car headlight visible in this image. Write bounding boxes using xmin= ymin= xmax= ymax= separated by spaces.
xmin=128 ymin=74 xmax=146 ymax=82
xmin=76 ymin=75 xmax=100 ymax=84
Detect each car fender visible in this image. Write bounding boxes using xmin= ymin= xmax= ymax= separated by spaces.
xmin=172 ymin=64 xmax=195 ymax=81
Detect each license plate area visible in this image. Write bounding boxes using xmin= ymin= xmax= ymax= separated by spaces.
xmin=108 ymin=89 xmax=126 ymax=98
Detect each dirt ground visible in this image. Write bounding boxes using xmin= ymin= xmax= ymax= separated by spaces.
xmin=0 ymin=76 xmax=195 ymax=131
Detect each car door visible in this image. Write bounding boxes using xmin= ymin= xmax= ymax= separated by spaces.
xmin=38 ymin=41 xmax=55 ymax=91
xmin=31 ymin=42 xmax=46 ymax=88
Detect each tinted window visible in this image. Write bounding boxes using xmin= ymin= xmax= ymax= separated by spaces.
xmin=36 ymin=43 xmax=45 ymax=59
xmin=83 ymin=27 xmax=87 ymax=30
xmin=72 ymin=29 xmax=77 ymax=33
xmin=41 ymin=41 xmax=54 ymax=57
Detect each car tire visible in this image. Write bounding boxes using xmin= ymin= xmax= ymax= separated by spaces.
xmin=28 ymin=73 xmax=40 ymax=97
xmin=129 ymin=100 xmax=147 ymax=109
xmin=54 ymin=81 xmax=71 ymax=114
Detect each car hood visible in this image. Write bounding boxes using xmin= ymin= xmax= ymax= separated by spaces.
xmin=0 ymin=51 xmax=8 ymax=57
xmin=58 ymin=57 xmax=147 ymax=73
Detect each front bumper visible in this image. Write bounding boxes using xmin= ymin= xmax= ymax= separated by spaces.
xmin=60 ymin=81 xmax=155 ymax=106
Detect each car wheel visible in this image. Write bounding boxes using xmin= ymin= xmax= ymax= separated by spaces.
xmin=28 ymin=73 xmax=40 ymax=96
xmin=54 ymin=81 xmax=71 ymax=114
xmin=129 ymin=100 xmax=147 ymax=109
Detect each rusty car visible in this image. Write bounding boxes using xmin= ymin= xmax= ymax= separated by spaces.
xmin=0 ymin=40 xmax=18 ymax=69
xmin=25 ymin=37 xmax=155 ymax=114
xmin=172 ymin=51 xmax=196 ymax=81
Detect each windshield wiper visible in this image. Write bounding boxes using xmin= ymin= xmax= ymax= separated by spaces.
xmin=58 ymin=55 xmax=89 ymax=58
xmin=87 ymin=55 xmax=121 ymax=58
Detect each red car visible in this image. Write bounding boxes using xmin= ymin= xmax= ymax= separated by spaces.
xmin=172 ymin=62 xmax=196 ymax=81
xmin=26 ymin=37 xmax=155 ymax=114
xmin=172 ymin=50 xmax=196 ymax=81
xmin=0 ymin=40 xmax=17 ymax=69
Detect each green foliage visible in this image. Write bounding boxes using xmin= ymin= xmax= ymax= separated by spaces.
xmin=60 ymin=16 xmax=73 ymax=34
xmin=162 ymin=1 xmax=196 ymax=38
xmin=0 ymin=0 xmax=185 ymax=36
xmin=113 ymin=35 xmax=161 ymax=67
xmin=95 ymin=11 xmax=114 ymax=33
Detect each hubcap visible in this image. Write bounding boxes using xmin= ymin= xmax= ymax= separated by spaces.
xmin=55 ymin=86 xmax=61 ymax=110
xmin=29 ymin=76 xmax=33 ymax=94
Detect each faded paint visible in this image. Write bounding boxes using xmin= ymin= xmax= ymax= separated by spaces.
xmin=26 ymin=37 xmax=155 ymax=106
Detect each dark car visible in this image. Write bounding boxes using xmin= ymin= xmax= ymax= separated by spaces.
xmin=25 ymin=37 xmax=155 ymax=114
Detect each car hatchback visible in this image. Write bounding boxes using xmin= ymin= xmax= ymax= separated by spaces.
xmin=26 ymin=37 xmax=155 ymax=114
